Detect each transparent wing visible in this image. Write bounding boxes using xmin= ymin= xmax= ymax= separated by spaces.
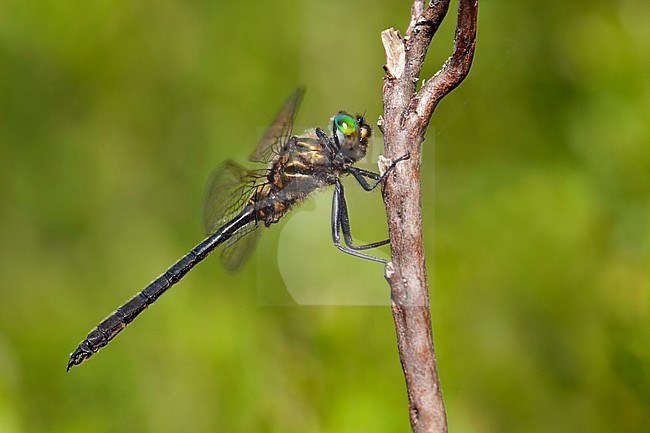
xmin=220 ymin=226 xmax=260 ymax=272
xmin=202 ymin=160 xmax=265 ymax=235
xmin=202 ymin=160 xmax=267 ymax=272
xmin=248 ymin=88 xmax=305 ymax=163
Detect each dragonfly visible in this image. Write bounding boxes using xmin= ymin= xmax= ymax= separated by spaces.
xmin=67 ymin=88 xmax=408 ymax=371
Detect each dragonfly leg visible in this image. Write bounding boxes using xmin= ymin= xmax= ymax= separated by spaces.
xmin=338 ymin=180 xmax=390 ymax=250
xmin=348 ymin=153 xmax=410 ymax=191
xmin=330 ymin=179 xmax=388 ymax=263
xmin=316 ymin=127 xmax=339 ymax=156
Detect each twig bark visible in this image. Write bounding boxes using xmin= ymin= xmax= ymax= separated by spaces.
xmin=380 ymin=1 xmax=478 ymax=432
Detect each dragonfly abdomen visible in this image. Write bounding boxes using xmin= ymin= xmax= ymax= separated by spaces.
xmin=67 ymin=207 xmax=255 ymax=371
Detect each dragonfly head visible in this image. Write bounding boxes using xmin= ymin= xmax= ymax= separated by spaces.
xmin=332 ymin=112 xmax=372 ymax=163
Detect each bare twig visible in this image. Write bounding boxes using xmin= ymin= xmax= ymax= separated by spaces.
xmin=380 ymin=1 xmax=478 ymax=432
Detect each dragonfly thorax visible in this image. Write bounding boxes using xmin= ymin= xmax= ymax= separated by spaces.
xmin=254 ymin=135 xmax=334 ymax=226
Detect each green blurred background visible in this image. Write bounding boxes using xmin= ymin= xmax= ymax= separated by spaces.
xmin=1 ymin=0 xmax=649 ymax=432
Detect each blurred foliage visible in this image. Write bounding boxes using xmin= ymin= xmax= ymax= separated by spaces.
xmin=1 ymin=0 xmax=649 ymax=432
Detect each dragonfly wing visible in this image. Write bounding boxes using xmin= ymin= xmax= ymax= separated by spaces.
xmin=202 ymin=160 xmax=265 ymax=235
xmin=220 ymin=224 xmax=260 ymax=272
xmin=248 ymin=88 xmax=305 ymax=163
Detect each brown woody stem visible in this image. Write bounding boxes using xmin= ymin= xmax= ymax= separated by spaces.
xmin=380 ymin=1 xmax=478 ymax=432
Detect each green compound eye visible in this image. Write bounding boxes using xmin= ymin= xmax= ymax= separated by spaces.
xmin=335 ymin=114 xmax=357 ymax=136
